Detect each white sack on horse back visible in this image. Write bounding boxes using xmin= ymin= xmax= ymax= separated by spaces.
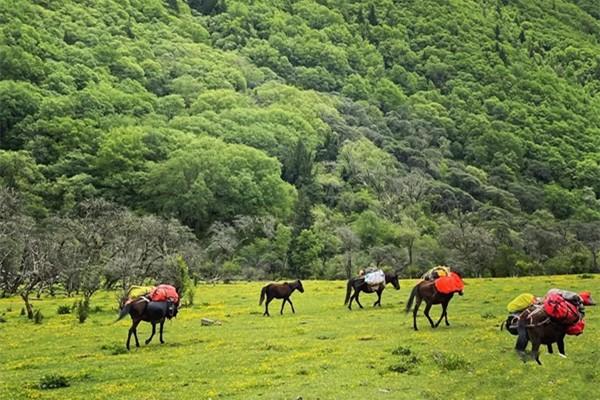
xmin=365 ymin=270 xmax=385 ymax=285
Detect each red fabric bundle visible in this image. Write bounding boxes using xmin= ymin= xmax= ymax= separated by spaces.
xmin=434 ymin=272 xmax=464 ymax=294
xmin=543 ymin=293 xmax=579 ymax=325
xmin=149 ymin=284 xmax=179 ymax=303
xmin=566 ymin=319 xmax=585 ymax=336
xmin=579 ymin=291 xmax=595 ymax=306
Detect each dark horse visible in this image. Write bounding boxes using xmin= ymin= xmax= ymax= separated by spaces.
xmin=405 ymin=277 xmax=463 ymax=331
xmin=259 ymin=280 xmax=304 ymax=316
xmin=344 ymin=272 xmax=400 ymax=310
xmin=514 ymin=305 xmax=568 ymax=365
xmin=117 ymin=298 xmax=178 ymax=350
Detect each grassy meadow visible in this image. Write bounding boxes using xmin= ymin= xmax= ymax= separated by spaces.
xmin=1 ymin=275 xmax=599 ymax=400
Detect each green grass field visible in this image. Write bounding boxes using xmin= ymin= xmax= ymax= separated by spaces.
xmin=1 ymin=275 xmax=599 ymax=400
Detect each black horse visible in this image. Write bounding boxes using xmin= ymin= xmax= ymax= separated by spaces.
xmin=405 ymin=275 xmax=463 ymax=331
xmin=259 ymin=280 xmax=304 ymax=316
xmin=513 ymin=305 xmax=569 ymax=365
xmin=117 ymin=298 xmax=178 ymax=350
xmin=344 ymin=271 xmax=400 ymax=310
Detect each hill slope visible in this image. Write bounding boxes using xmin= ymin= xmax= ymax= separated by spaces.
xmin=2 ymin=0 xmax=600 ymax=278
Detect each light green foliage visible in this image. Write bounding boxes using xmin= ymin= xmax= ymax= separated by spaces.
xmin=0 ymin=276 xmax=599 ymax=398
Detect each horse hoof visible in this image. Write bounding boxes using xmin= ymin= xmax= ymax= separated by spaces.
xmin=145 ymin=340 xmax=150 ymax=345
xmin=558 ymin=353 xmax=567 ymax=358
xmin=160 ymin=341 xmax=165 ymax=344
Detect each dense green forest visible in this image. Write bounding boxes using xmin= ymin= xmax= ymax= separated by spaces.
xmin=3 ymin=0 xmax=600 ymax=294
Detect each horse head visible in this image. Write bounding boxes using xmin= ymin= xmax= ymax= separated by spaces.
xmin=386 ymin=272 xmax=400 ymax=290
xmin=295 ymin=279 xmax=304 ymax=293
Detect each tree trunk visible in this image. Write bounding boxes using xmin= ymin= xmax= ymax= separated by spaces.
xmin=592 ymin=250 xmax=598 ymax=273
xmin=345 ymin=251 xmax=353 ymax=279
xmin=21 ymin=293 xmax=33 ymax=319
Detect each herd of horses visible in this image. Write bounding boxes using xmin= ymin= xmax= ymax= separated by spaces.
xmin=117 ymin=270 xmax=590 ymax=364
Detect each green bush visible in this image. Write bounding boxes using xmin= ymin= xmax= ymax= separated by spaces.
xmin=76 ymin=300 xmax=89 ymax=323
xmin=100 ymin=343 xmax=128 ymax=355
xmin=38 ymin=374 xmax=69 ymax=390
xmin=57 ymin=305 xmax=71 ymax=315
xmin=33 ymin=310 xmax=43 ymax=324
xmin=432 ymin=352 xmax=470 ymax=371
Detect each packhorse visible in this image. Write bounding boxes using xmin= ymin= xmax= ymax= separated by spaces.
xmin=117 ymin=289 xmax=179 ymax=350
xmin=259 ymin=280 xmax=304 ymax=316
xmin=405 ymin=272 xmax=463 ymax=331
xmin=344 ymin=271 xmax=400 ymax=310
xmin=514 ymin=305 xmax=569 ymax=365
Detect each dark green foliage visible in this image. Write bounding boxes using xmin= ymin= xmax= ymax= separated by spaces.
xmin=76 ymin=300 xmax=89 ymax=324
xmin=2 ymin=0 xmax=600 ymax=282
xmin=33 ymin=310 xmax=43 ymax=324
xmin=38 ymin=374 xmax=70 ymax=390
xmin=432 ymin=352 xmax=470 ymax=371
xmin=56 ymin=305 xmax=71 ymax=315
xmin=100 ymin=343 xmax=128 ymax=355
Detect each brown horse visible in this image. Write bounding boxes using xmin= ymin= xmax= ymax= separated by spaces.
xmin=117 ymin=298 xmax=178 ymax=350
xmin=514 ymin=305 xmax=568 ymax=365
xmin=259 ymin=280 xmax=304 ymax=316
xmin=344 ymin=272 xmax=400 ymax=310
xmin=405 ymin=278 xmax=463 ymax=331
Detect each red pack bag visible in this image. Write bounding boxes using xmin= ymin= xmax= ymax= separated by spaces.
xmin=149 ymin=284 xmax=179 ymax=304
xmin=566 ymin=319 xmax=585 ymax=336
xmin=543 ymin=293 xmax=579 ymax=325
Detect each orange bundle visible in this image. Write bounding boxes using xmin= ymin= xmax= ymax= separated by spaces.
xmin=434 ymin=272 xmax=464 ymax=294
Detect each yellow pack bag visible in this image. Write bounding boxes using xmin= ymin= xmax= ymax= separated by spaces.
xmin=507 ymin=293 xmax=535 ymax=313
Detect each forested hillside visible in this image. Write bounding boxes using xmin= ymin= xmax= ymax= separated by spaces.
xmin=3 ymin=0 xmax=600 ymax=286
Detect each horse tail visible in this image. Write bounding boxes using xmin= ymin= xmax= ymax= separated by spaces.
xmin=259 ymin=286 xmax=267 ymax=306
xmin=405 ymin=285 xmax=418 ymax=314
xmin=500 ymin=320 xmax=505 ymax=331
xmin=344 ymin=279 xmax=353 ymax=305
xmin=116 ymin=302 xmax=131 ymax=322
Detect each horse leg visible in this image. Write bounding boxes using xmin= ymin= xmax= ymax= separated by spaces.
xmin=145 ymin=322 xmax=156 ymax=345
xmin=263 ymin=296 xmax=272 ymax=316
xmin=531 ymin=339 xmax=542 ymax=365
xmin=435 ymin=301 xmax=449 ymax=327
xmin=348 ymin=288 xmax=354 ymax=310
xmin=288 ymin=298 xmax=296 ymax=314
xmin=128 ymin=319 xmax=141 ymax=349
xmin=412 ymin=297 xmax=422 ymax=331
xmin=515 ymin=325 xmax=529 ymax=362
xmin=126 ymin=321 xmax=135 ymax=351
xmin=557 ymin=337 xmax=566 ymax=358
xmin=280 ymin=298 xmax=286 ymax=315
xmin=159 ymin=320 xmax=165 ymax=344
xmin=355 ymin=292 xmax=364 ymax=309
xmin=547 ymin=344 xmax=553 ymax=354
xmin=373 ymin=289 xmax=382 ymax=307
xmin=424 ymin=302 xmax=435 ymax=328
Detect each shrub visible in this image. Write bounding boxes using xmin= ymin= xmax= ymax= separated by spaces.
xmin=578 ymin=274 xmax=595 ymax=279
xmin=432 ymin=352 xmax=470 ymax=371
xmin=391 ymin=346 xmax=412 ymax=356
xmin=39 ymin=374 xmax=70 ymax=390
xmin=185 ymin=287 xmax=195 ymax=307
xmin=388 ymin=356 xmax=419 ymax=374
xmin=76 ymin=300 xmax=89 ymax=323
xmin=57 ymin=305 xmax=71 ymax=315
xmin=100 ymin=343 xmax=128 ymax=355
xmin=20 ymin=308 xmax=25 ymax=316
xmin=33 ymin=310 xmax=43 ymax=324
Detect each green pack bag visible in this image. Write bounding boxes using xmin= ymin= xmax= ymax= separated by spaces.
xmin=507 ymin=293 xmax=535 ymax=313
xmin=127 ymin=285 xmax=154 ymax=299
